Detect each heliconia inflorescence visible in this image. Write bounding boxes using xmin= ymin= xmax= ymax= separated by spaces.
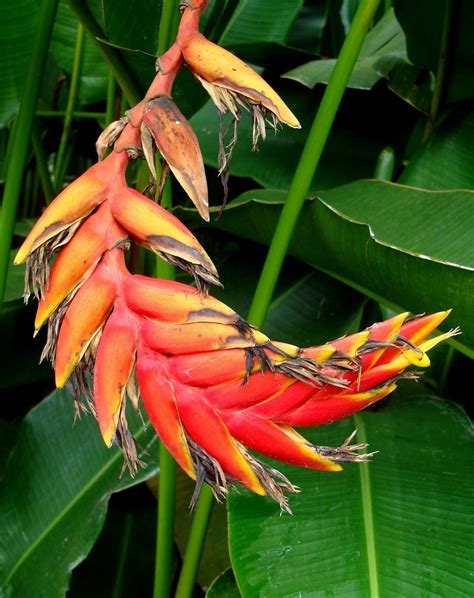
xmin=15 ymin=0 xmax=456 ymax=511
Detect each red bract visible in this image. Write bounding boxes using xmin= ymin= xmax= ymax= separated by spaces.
xmin=14 ymin=1 xmax=457 ymax=512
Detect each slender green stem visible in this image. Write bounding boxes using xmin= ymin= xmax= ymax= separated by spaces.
xmin=373 ymin=146 xmax=395 ymax=181
xmin=155 ymin=176 xmax=174 ymax=280
xmin=105 ymin=71 xmax=118 ymax=127
xmin=175 ymin=485 xmax=214 ymax=598
xmin=37 ymin=110 xmax=106 ymax=119
xmin=353 ymin=413 xmax=379 ymax=598
xmin=247 ymin=0 xmax=381 ymax=328
xmin=53 ymin=24 xmax=85 ymax=190
xmin=157 ymin=0 xmax=180 ymax=57
xmin=422 ymin=0 xmax=454 ymax=143
xmin=31 ymin=122 xmax=55 ymax=204
xmin=68 ymin=0 xmax=142 ymax=105
xmin=111 ymin=512 xmax=133 ymax=598
xmin=0 ymin=0 xmax=59 ymax=304
xmin=153 ymin=4 xmax=179 ymax=596
xmin=154 ymin=445 xmax=178 ymax=598
xmin=153 ymin=171 xmax=176 ymax=598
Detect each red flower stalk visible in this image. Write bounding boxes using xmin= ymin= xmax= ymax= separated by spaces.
xmin=15 ymin=1 xmax=457 ymax=512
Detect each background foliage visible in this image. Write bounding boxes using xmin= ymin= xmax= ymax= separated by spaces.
xmin=0 ymin=1 xmax=472 ymax=596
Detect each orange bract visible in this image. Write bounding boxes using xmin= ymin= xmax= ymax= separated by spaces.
xmin=15 ymin=0 xmax=457 ymax=512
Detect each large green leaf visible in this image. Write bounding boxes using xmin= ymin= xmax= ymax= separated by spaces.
xmin=0 ymin=390 xmax=159 ymax=597
xmin=198 ymin=183 xmax=474 ymax=354
xmin=219 ymin=0 xmax=304 ymax=45
xmin=400 ymin=106 xmax=474 ymax=190
xmin=284 ymin=9 xmax=432 ymax=113
xmin=228 ymin=395 xmax=474 ymax=596
xmin=394 ymin=0 xmax=474 ymax=104
xmin=51 ymin=1 xmax=109 ymax=105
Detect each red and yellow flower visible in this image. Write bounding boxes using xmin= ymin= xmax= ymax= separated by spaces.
xmin=15 ymin=0 xmax=456 ymax=512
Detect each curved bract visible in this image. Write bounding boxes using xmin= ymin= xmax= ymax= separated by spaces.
xmin=14 ymin=0 xmax=456 ymax=511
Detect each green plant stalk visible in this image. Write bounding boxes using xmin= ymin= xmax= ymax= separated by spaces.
xmin=175 ymin=485 xmax=214 ymax=598
xmin=157 ymin=0 xmax=218 ymax=583
xmin=31 ymin=122 xmax=55 ymax=204
xmin=154 ymin=443 xmax=177 ymax=598
xmin=422 ymin=0 xmax=454 ymax=143
xmin=247 ymin=0 xmax=381 ymax=328
xmin=174 ymin=2 xmax=382 ymax=594
xmin=68 ymin=0 xmax=142 ymax=105
xmin=153 ymin=173 xmax=175 ymax=598
xmin=0 ymin=0 xmax=59 ymax=305
xmin=153 ymin=4 xmax=178 ymax=597
xmin=53 ymin=24 xmax=85 ymax=191
xmin=37 ymin=110 xmax=106 ymax=119
xmin=111 ymin=512 xmax=133 ymax=598
xmin=105 ymin=71 xmax=118 ymax=127
xmin=157 ymin=0 xmax=180 ymax=56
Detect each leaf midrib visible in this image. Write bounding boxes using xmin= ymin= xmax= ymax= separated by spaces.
xmin=354 ymin=413 xmax=379 ymax=598
xmin=2 ymin=423 xmax=151 ymax=587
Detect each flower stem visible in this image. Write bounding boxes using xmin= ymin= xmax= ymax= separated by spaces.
xmin=105 ymin=71 xmax=118 ymax=127
xmin=153 ymin=4 xmax=179 ymax=597
xmin=174 ymin=485 xmax=214 ymax=598
xmin=422 ymin=0 xmax=454 ymax=143
xmin=0 ymin=0 xmax=59 ymax=304
xmin=154 ymin=443 xmax=177 ymax=598
xmin=37 ymin=110 xmax=106 ymax=119
xmin=247 ymin=0 xmax=381 ymax=328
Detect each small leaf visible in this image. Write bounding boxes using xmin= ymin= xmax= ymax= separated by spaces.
xmin=284 ymin=9 xmax=432 ymax=112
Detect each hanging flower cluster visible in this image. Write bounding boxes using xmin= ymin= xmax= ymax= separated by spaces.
xmin=15 ymin=0 xmax=455 ymax=511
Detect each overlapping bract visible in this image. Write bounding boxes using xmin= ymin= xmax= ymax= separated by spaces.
xmin=17 ymin=190 xmax=452 ymax=509
xmin=15 ymin=0 xmax=456 ymax=511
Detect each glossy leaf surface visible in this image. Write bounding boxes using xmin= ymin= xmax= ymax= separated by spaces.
xmin=220 ymin=0 xmax=304 ymax=45
xmin=0 ymin=390 xmax=159 ymax=597
xmin=228 ymin=396 xmax=474 ymax=596
xmin=196 ymin=183 xmax=474 ymax=353
xmin=400 ymin=107 xmax=474 ymax=190
xmin=285 ymin=9 xmax=432 ymax=112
